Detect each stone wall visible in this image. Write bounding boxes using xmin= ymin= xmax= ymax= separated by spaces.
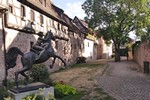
xmin=133 ymin=40 xmax=150 ymax=72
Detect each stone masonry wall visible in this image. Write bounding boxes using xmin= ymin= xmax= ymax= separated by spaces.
xmin=133 ymin=40 xmax=150 ymax=72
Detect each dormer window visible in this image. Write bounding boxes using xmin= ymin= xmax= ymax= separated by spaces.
xmin=39 ymin=0 xmax=46 ymax=7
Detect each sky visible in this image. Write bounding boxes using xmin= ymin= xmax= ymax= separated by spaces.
xmin=52 ymin=0 xmax=86 ymax=19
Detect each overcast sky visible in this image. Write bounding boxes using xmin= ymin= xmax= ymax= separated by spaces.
xmin=52 ymin=0 xmax=86 ymax=19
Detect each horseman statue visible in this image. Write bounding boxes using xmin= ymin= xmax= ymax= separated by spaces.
xmin=6 ymin=30 xmax=67 ymax=88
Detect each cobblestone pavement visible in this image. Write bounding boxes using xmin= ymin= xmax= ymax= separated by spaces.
xmin=97 ymin=60 xmax=150 ymax=100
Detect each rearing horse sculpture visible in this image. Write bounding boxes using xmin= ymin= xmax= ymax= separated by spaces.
xmin=6 ymin=30 xmax=67 ymax=88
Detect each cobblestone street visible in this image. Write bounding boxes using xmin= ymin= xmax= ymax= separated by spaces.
xmin=97 ymin=60 xmax=150 ymax=100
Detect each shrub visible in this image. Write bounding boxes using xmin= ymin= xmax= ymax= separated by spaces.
xmin=111 ymin=54 xmax=115 ymax=58
xmin=0 ymin=86 xmax=10 ymax=100
xmin=30 ymin=64 xmax=49 ymax=82
xmin=54 ymin=82 xmax=77 ymax=98
xmin=76 ymin=57 xmax=86 ymax=64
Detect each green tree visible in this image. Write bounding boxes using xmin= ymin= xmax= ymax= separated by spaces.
xmin=82 ymin=0 xmax=150 ymax=61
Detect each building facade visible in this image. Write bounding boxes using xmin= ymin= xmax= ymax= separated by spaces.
xmin=73 ymin=16 xmax=98 ymax=61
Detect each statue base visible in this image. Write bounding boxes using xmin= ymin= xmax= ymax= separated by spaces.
xmin=8 ymin=82 xmax=54 ymax=100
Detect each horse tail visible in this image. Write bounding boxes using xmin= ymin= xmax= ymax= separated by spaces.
xmin=6 ymin=47 xmax=24 ymax=70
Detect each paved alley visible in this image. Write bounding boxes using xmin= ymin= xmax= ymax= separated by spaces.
xmin=97 ymin=60 xmax=150 ymax=100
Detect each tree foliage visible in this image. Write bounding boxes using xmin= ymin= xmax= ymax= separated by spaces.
xmin=82 ymin=0 xmax=150 ymax=61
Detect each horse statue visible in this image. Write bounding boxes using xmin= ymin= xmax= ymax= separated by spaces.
xmin=6 ymin=30 xmax=67 ymax=88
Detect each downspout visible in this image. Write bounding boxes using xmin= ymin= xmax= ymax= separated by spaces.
xmin=0 ymin=8 xmax=8 ymax=87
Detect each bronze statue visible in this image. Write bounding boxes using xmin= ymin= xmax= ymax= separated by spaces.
xmin=6 ymin=30 xmax=67 ymax=88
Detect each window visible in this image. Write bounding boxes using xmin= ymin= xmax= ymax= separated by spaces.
xmin=9 ymin=5 xmax=13 ymax=13
xmin=21 ymin=5 xmax=26 ymax=17
xmin=55 ymin=41 xmax=58 ymax=49
xmin=52 ymin=20 xmax=55 ymax=28
xmin=71 ymin=44 xmax=73 ymax=54
xmin=58 ymin=23 xmax=60 ymax=30
xmin=40 ymin=15 xmax=44 ymax=25
xmin=30 ymin=41 xmax=34 ymax=49
xmin=61 ymin=25 xmax=64 ymax=31
xmin=30 ymin=10 xmax=35 ymax=21
xmin=87 ymin=42 xmax=89 ymax=47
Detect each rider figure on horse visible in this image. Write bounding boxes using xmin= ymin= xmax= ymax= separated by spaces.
xmin=31 ymin=31 xmax=51 ymax=60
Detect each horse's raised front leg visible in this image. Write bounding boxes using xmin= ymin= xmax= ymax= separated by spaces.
xmin=49 ymin=57 xmax=56 ymax=69
xmin=15 ymin=67 xmax=29 ymax=88
xmin=55 ymin=55 xmax=67 ymax=67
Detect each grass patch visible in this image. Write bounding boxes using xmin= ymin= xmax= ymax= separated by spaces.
xmin=51 ymin=67 xmax=67 ymax=74
xmin=71 ymin=63 xmax=104 ymax=68
xmin=60 ymin=92 xmax=83 ymax=100
xmin=51 ymin=62 xmax=105 ymax=74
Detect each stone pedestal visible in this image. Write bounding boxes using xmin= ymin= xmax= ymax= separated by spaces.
xmin=8 ymin=82 xmax=54 ymax=100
